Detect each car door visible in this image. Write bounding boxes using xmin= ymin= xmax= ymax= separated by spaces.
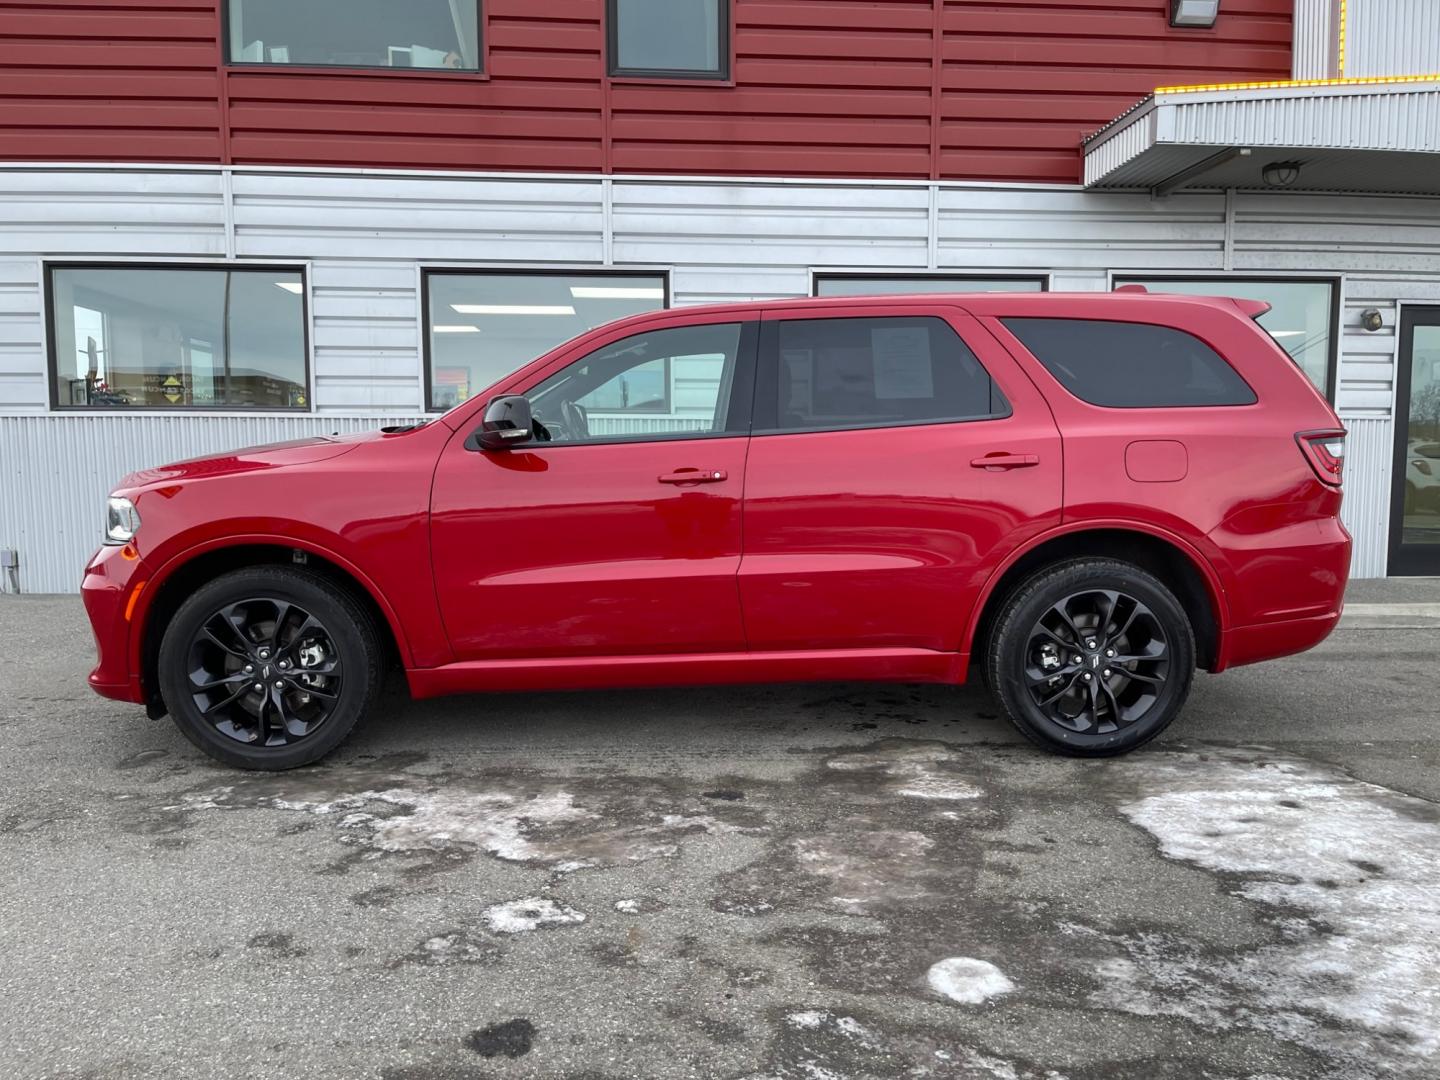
xmin=430 ymin=318 xmax=757 ymax=661
xmin=738 ymin=305 xmax=1062 ymax=654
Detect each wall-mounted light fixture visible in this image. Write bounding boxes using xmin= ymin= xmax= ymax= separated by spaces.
xmin=1262 ymin=161 xmax=1303 ymax=188
xmin=1170 ymin=0 xmax=1220 ymax=28
xmin=1360 ymin=308 xmax=1384 ymax=332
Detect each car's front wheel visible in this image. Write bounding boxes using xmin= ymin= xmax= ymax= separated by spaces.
xmin=158 ymin=566 xmax=382 ymax=770
xmin=985 ymin=558 xmax=1195 ymax=756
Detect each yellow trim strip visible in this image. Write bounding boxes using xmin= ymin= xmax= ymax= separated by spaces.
xmin=1339 ymin=0 xmax=1346 ymax=78
xmin=1153 ymin=73 xmax=1440 ymax=95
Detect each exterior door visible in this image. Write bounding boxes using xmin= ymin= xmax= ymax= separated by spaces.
xmin=1390 ymin=307 xmax=1440 ymax=576
xmin=431 ymin=320 xmax=756 ymax=660
xmin=738 ymin=306 xmax=1062 ymax=654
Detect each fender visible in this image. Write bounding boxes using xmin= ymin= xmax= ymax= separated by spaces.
xmin=962 ymin=517 xmax=1233 ymax=660
xmin=126 ymin=532 xmax=419 ymax=677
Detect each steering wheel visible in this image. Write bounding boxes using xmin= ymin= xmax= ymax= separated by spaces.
xmin=560 ymin=400 xmax=590 ymax=442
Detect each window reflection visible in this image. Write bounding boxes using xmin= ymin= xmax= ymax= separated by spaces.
xmin=49 ymin=267 xmax=308 ymax=409
xmin=228 ymin=0 xmax=481 ymax=70
xmin=425 ymin=272 xmax=667 ymax=411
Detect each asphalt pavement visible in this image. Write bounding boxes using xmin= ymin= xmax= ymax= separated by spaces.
xmin=2 ymin=583 xmax=1438 ymax=1080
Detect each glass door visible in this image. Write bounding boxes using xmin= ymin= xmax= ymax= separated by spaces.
xmin=1390 ymin=307 xmax=1440 ymax=575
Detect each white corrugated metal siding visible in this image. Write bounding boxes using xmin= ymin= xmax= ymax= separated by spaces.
xmin=1344 ymin=0 xmax=1440 ymax=78
xmin=1 ymin=164 xmax=1438 ymax=587
xmin=1340 ymin=417 xmax=1394 ymax=578
xmin=1292 ymin=0 xmax=1339 ymax=80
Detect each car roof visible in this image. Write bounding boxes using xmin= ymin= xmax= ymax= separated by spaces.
xmin=609 ymin=290 xmax=1253 ymax=327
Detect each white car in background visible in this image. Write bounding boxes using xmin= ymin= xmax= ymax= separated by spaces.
xmin=1408 ymin=440 xmax=1440 ymax=511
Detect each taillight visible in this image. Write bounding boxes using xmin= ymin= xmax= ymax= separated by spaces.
xmin=1297 ymin=429 xmax=1346 ymax=487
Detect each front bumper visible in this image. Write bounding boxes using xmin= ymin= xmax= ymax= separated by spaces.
xmin=81 ymin=544 xmax=148 ymax=705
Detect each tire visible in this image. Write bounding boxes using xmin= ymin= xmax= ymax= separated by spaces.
xmin=984 ymin=558 xmax=1195 ymax=757
xmin=158 ymin=566 xmax=383 ymax=770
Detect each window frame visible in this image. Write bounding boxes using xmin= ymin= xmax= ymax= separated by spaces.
xmin=606 ymin=0 xmax=732 ymax=81
xmin=495 ymin=319 xmax=759 ymax=449
xmin=43 ymin=260 xmax=313 ymax=414
xmin=421 ymin=267 xmax=672 ymax=414
xmin=1108 ymin=273 xmax=1342 ymax=403
xmin=811 ymin=271 xmax=1051 ymax=297
xmin=221 ymin=0 xmax=486 ymax=77
xmin=752 ymin=313 xmax=1013 ymax=437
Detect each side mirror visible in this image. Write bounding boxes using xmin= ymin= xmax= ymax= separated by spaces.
xmin=467 ymin=395 xmax=535 ymax=451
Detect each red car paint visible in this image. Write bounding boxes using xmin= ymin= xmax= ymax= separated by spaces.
xmin=83 ymin=293 xmax=1350 ymax=709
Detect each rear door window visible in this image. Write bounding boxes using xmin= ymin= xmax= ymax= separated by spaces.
xmin=758 ymin=315 xmax=1008 ymax=433
xmin=1002 ymin=318 xmax=1257 ymax=408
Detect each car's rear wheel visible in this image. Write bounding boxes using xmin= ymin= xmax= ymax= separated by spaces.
xmin=158 ymin=566 xmax=382 ymax=770
xmin=985 ymin=558 xmax=1195 ymax=756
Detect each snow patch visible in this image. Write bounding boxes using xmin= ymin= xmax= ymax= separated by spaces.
xmin=482 ymin=896 xmax=586 ymax=934
xmin=1102 ymin=748 xmax=1440 ymax=1072
xmin=926 ymin=957 xmax=1015 ymax=1005
xmin=827 ymin=743 xmax=982 ymax=801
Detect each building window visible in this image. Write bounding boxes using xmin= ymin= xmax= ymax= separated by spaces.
xmin=424 ymin=271 xmax=668 ymax=411
xmin=608 ymin=0 xmax=728 ymax=79
xmin=47 ymin=266 xmax=309 ymax=410
xmin=1113 ymin=277 xmax=1339 ymax=398
xmin=226 ymin=0 xmax=481 ymax=71
xmin=814 ymin=274 xmax=1047 ymax=297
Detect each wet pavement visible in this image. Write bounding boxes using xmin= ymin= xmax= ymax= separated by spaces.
xmin=2 ymin=592 xmax=1438 ymax=1079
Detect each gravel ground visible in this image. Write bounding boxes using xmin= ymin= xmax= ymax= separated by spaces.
xmin=1 ymin=590 xmax=1438 ymax=1080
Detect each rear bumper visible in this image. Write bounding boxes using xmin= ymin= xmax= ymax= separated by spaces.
xmin=81 ymin=544 xmax=147 ymax=705
xmin=1218 ymin=608 xmax=1343 ymax=671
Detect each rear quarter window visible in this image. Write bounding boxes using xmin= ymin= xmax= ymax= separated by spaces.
xmin=1002 ymin=318 xmax=1257 ymax=408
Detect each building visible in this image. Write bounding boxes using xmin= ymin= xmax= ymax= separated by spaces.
xmin=0 ymin=0 xmax=1437 ymax=593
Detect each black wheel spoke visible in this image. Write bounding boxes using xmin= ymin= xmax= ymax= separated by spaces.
xmin=1118 ymin=667 xmax=1165 ymax=686
xmin=1037 ymin=673 xmax=1079 ymax=708
xmin=190 ymin=670 xmax=250 ymax=692
xmin=201 ymin=681 xmax=252 ymax=716
xmin=201 ymin=625 xmax=248 ymax=659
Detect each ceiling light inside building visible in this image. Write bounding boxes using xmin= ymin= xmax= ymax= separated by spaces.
xmin=570 ymin=286 xmax=665 ymax=300
xmin=451 ymin=304 xmax=576 ymax=315
xmin=1170 ymin=0 xmax=1220 ymax=28
xmin=432 ymin=324 xmax=481 ymax=333
xmin=274 ymin=282 xmax=304 ymax=294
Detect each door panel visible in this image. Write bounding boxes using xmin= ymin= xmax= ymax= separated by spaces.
xmin=739 ymin=307 xmax=1062 ymax=654
xmin=430 ymin=318 xmax=755 ymax=660
xmin=431 ymin=438 xmax=749 ymax=659
xmin=1391 ymin=308 xmax=1440 ymax=576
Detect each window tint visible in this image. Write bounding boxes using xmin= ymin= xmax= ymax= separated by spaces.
xmin=227 ymin=0 xmax=481 ymax=71
xmin=425 ymin=272 xmax=666 ymax=410
xmin=609 ymin=0 xmax=727 ymax=77
xmin=1003 ymin=318 xmax=1256 ymax=408
xmin=767 ymin=316 xmax=1006 ymax=432
xmin=48 ymin=266 xmax=308 ymax=410
xmin=526 ymin=323 xmax=744 ymax=444
xmin=816 ymin=276 xmax=1044 ymax=297
xmin=1113 ymin=277 xmax=1335 ymax=396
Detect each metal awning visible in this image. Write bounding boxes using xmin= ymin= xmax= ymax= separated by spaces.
xmin=1083 ymin=79 xmax=1440 ymax=196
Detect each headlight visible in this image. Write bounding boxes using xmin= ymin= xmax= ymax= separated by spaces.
xmin=105 ymin=497 xmax=141 ymax=545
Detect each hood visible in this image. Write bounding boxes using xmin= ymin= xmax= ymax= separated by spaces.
xmin=116 ymin=430 xmax=385 ymax=490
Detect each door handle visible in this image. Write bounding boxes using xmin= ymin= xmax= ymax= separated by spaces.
xmin=971 ymin=452 xmax=1040 ymax=471
xmin=658 ymin=468 xmax=728 ymax=484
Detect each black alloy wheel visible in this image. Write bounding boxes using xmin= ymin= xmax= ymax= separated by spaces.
xmin=1023 ymin=589 xmax=1169 ymax=735
xmin=159 ymin=566 xmax=382 ymax=769
xmin=186 ymin=598 xmax=344 ymax=747
xmin=986 ymin=558 xmax=1195 ymax=756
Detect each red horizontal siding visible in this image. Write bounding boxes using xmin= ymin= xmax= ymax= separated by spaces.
xmin=0 ymin=0 xmax=1294 ymax=184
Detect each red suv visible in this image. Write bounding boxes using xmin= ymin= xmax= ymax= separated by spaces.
xmin=82 ymin=293 xmax=1350 ymax=769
